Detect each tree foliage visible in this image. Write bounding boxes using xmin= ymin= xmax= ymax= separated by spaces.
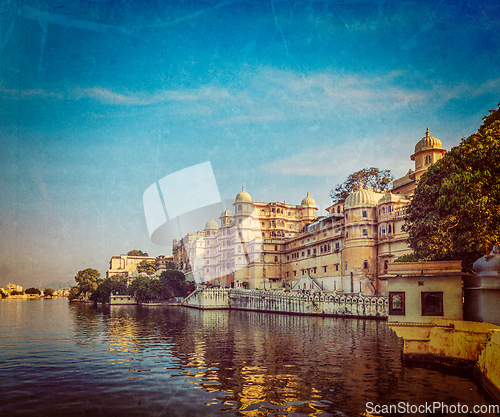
xmin=74 ymin=268 xmax=102 ymax=293
xmin=127 ymin=250 xmax=148 ymax=256
xmin=68 ymin=287 xmax=80 ymax=301
xmin=25 ymin=287 xmax=41 ymax=295
xmin=90 ymin=274 xmax=128 ymax=303
xmin=330 ymin=167 xmax=393 ymax=204
xmin=403 ymin=104 xmax=500 ymax=271
xmin=43 ymin=288 xmax=54 ymax=297
xmin=127 ymin=276 xmax=167 ymax=303
xmin=159 ymin=270 xmax=189 ymax=297
xmin=394 ymin=253 xmax=420 ymax=263
xmin=137 ymin=260 xmax=157 ymax=275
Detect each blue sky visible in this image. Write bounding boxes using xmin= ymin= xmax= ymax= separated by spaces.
xmin=0 ymin=0 xmax=498 ymax=288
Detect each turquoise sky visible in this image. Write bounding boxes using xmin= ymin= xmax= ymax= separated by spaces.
xmin=0 ymin=0 xmax=498 ymax=288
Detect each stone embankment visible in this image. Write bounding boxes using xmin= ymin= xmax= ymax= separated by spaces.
xmin=389 ymin=319 xmax=500 ymax=404
xmin=182 ymin=288 xmax=388 ymax=319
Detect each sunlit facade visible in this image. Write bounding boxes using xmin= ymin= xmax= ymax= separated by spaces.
xmin=175 ymin=130 xmax=446 ymax=295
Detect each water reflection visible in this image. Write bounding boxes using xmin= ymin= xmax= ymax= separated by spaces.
xmin=67 ymin=303 xmax=494 ymax=416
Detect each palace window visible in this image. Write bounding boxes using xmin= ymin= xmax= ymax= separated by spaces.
xmin=388 ymin=225 xmax=392 ymax=233
xmin=335 ymin=264 xmax=339 ymax=271
xmin=345 ymin=261 xmax=347 ymax=270
xmin=302 ymin=251 xmax=305 ymax=257
xmin=238 ymin=205 xmax=242 ymax=211
xmin=363 ymin=260 xmax=368 ymax=269
xmin=238 ymin=246 xmax=241 ymax=252
xmin=287 ymin=255 xmax=289 ymax=260
xmin=421 ymin=292 xmax=444 ymax=316
xmin=389 ymin=292 xmax=405 ymax=315
xmin=425 ymin=155 xmax=432 ymax=165
xmin=362 ymin=210 xmax=367 ymax=218
xmin=293 ymin=271 xmax=297 ymax=277
xmin=337 ymin=206 xmax=341 ymax=214
xmin=274 ymin=256 xmax=278 ymax=262
xmin=346 ymin=231 xmax=349 ymax=238
xmin=239 ymin=219 xmax=242 ymax=224
xmin=335 ymin=242 xmax=339 ymax=250
xmin=275 ymin=245 xmax=278 ymax=251
xmin=307 ymin=249 xmax=310 ymax=256
xmin=362 ymin=229 xmax=368 ymax=237
xmin=323 ymin=266 xmax=327 ymax=273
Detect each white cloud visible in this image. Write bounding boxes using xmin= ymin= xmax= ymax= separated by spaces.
xmin=260 ymin=133 xmax=416 ymax=179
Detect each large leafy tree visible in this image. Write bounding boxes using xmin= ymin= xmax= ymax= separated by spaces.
xmin=128 ymin=276 xmax=166 ymax=303
xmin=159 ymin=270 xmax=189 ymax=297
xmin=90 ymin=274 xmax=129 ymax=303
xmin=330 ymin=167 xmax=393 ymax=204
xmin=403 ymin=105 xmax=500 ymax=271
xmin=74 ymin=268 xmax=102 ymax=293
xmin=127 ymin=250 xmax=148 ymax=256
xmin=137 ymin=260 xmax=157 ymax=275
xmin=25 ymin=287 xmax=41 ymax=295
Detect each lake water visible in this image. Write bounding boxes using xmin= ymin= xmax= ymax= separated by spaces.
xmin=0 ymin=299 xmax=497 ymax=416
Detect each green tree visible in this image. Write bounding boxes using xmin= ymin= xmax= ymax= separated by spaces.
xmin=159 ymin=270 xmax=188 ymax=297
xmin=43 ymin=288 xmax=54 ymax=297
xmin=25 ymin=287 xmax=41 ymax=295
xmin=127 ymin=250 xmax=148 ymax=256
xmin=330 ymin=167 xmax=393 ymax=204
xmin=74 ymin=268 xmax=102 ymax=294
xmin=137 ymin=260 xmax=157 ymax=275
xmin=394 ymin=253 xmax=420 ymax=263
xmin=90 ymin=274 xmax=128 ymax=303
xmin=403 ymin=105 xmax=500 ymax=271
xmin=68 ymin=287 xmax=81 ymax=301
xmin=128 ymin=276 xmax=164 ymax=303
xmin=164 ymin=261 xmax=176 ymax=270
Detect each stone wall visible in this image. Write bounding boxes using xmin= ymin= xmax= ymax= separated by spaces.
xmin=388 ymin=319 xmax=500 ymax=404
xmin=182 ymin=288 xmax=388 ymax=318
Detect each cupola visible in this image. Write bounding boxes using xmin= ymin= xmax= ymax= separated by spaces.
xmin=344 ymin=183 xmax=378 ymax=209
xmin=235 ymin=186 xmax=252 ymax=202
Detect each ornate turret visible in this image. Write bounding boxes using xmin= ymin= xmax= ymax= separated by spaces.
xmin=410 ymin=128 xmax=446 ymax=181
xmin=300 ymin=192 xmax=318 ymax=222
xmin=235 ymin=186 xmax=252 ymax=202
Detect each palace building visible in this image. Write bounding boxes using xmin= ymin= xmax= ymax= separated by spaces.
xmin=173 ymin=129 xmax=446 ymax=296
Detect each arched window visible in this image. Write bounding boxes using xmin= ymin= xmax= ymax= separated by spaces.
xmin=384 ymin=260 xmax=389 ymax=270
xmin=337 ymin=206 xmax=340 ymax=214
xmin=274 ymin=256 xmax=278 ymax=262
xmin=425 ymin=155 xmax=432 ymax=165
xmin=274 ymin=245 xmax=278 ymax=251
xmin=388 ymin=225 xmax=392 ymax=233
xmin=238 ymin=204 xmax=242 ymax=211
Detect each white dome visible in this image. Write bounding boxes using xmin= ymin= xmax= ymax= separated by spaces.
xmin=344 ymin=183 xmax=379 ymax=209
xmin=301 ymin=192 xmax=316 ymax=207
xmin=205 ymin=216 xmax=219 ymax=230
xmin=415 ymin=128 xmax=442 ymax=153
xmin=235 ymin=186 xmax=252 ymax=202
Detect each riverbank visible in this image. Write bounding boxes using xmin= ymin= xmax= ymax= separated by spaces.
xmin=182 ymin=287 xmax=388 ymax=318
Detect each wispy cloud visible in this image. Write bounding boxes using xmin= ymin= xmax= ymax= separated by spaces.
xmin=260 ymin=133 xmax=416 ymax=178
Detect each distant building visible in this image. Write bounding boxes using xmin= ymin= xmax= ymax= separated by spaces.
xmin=174 ymin=130 xmax=447 ymax=295
xmin=107 ymin=254 xmax=172 ymax=278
